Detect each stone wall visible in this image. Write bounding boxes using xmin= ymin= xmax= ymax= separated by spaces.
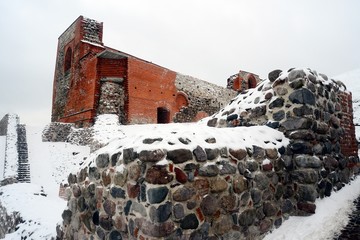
xmin=58 ymin=126 xmax=288 ymax=239
xmin=174 ymin=73 xmax=237 ymax=122
xmin=207 ymin=68 xmax=359 ymax=211
xmin=0 ymin=202 xmax=23 ymax=238
xmin=42 ymin=122 xmax=75 ymax=142
xmin=58 ymin=68 xmax=359 ymax=239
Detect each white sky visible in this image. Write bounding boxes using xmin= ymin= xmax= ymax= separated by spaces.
xmin=0 ymin=0 xmax=359 ymax=125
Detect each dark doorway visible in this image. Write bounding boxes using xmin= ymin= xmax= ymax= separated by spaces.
xmin=157 ymin=107 xmax=170 ymax=123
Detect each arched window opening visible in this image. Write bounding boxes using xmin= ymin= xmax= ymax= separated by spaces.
xmin=157 ymin=107 xmax=170 ymax=124
xmin=232 ymin=77 xmax=241 ymax=91
xmin=64 ymin=48 xmax=72 ymax=73
xmin=175 ymin=92 xmax=189 ymax=110
xmin=247 ymin=74 xmax=257 ymax=89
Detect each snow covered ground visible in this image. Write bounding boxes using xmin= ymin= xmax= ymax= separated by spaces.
xmin=27 ymin=126 xmax=90 ymax=197
xmin=264 ymin=176 xmax=360 ymax=240
xmin=0 ymin=124 xmax=90 ymax=239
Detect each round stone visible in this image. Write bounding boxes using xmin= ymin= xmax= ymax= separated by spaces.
xmin=220 ymin=195 xmax=238 ymax=212
xmin=233 ymin=175 xmax=247 ymax=193
xmin=268 ymin=69 xmax=282 ymax=82
xmin=175 ymin=167 xmax=188 ymax=183
xmin=229 ymin=148 xmax=247 ymax=161
xmin=254 ymin=172 xmax=270 ymax=190
xmin=150 ymin=201 xmax=172 ymax=223
xmin=88 ymin=167 xmax=100 ymax=180
xmin=173 ymin=186 xmax=196 ymax=202
xmin=128 ymin=163 xmax=141 ymax=181
xmin=167 ymin=149 xmax=193 ymax=163
xmin=103 ymin=199 xmax=116 ymax=216
xmin=96 ymin=153 xmax=109 ymax=168
xmin=199 ymin=164 xmax=219 ymax=177
xmin=114 ymin=169 xmax=128 ymax=187
xmin=200 ymin=194 xmax=219 ymax=216
xmin=212 ymin=215 xmax=233 ymax=235
xmin=99 ymin=214 xmax=113 ymax=231
xmin=102 ymin=170 xmax=111 ymax=186
xmin=148 ymin=186 xmax=169 ymax=204
xmin=263 ymin=201 xmax=277 ymax=217
xmin=205 ymin=148 xmax=220 ymax=160
xmin=269 ymin=98 xmax=284 ymax=109
xmin=92 ymin=211 xmax=99 ymax=225
xmin=275 ymin=87 xmax=288 ymax=96
xmin=251 ymin=188 xmax=262 ymax=205
xmin=139 ymin=149 xmax=165 ymax=162
xmin=210 ymin=177 xmax=228 ymax=193
xmin=238 ymin=208 xmax=256 ymax=226
xmin=193 ymin=146 xmax=207 ymax=162
xmin=180 ymin=214 xmax=199 ymax=230
xmin=145 ymin=166 xmax=174 ymax=184
xmin=62 ymin=209 xmax=72 ymax=224
xmin=72 ymin=184 xmax=81 ymax=198
xmin=218 ymin=161 xmax=237 ymax=175
xmin=110 ymin=187 xmax=126 ymax=199
xmin=109 ymin=230 xmax=122 ymax=240
xmin=173 ymin=203 xmax=185 ymax=219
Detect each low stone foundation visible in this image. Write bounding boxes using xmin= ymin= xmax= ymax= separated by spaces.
xmin=59 ymin=126 xmax=289 ymax=239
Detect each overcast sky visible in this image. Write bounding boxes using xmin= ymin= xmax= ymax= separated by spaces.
xmin=0 ymin=0 xmax=359 ymax=125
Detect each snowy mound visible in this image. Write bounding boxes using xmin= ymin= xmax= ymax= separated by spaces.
xmin=82 ymin=122 xmax=289 ymax=168
xmin=206 ymin=68 xmax=345 ymax=128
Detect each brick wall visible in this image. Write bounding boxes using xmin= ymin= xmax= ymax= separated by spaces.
xmin=339 ymin=91 xmax=358 ymax=156
xmin=52 ymin=16 xmax=236 ymax=127
xmin=126 ymin=58 xmax=178 ymax=124
xmin=53 ymin=16 xmax=104 ymax=127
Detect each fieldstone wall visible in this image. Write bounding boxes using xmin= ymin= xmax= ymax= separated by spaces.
xmin=58 ymin=68 xmax=359 ymax=239
xmin=207 ymin=68 xmax=359 ymax=213
xmin=97 ymin=80 xmax=126 ymax=124
xmin=174 ymin=74 xmax=237 ymax=122
xmin=58 ymin=127 xmax=288 ymax=240
xmin=0 ymin=202 xmax=23 ymax=238
xmin=42 ymin=122 xmax=75 ymax=142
